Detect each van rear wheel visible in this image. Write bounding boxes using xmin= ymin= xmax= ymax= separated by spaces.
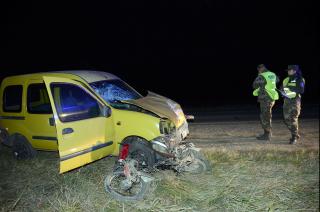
xmin=12 ymin=135 xmax=36 ymax=159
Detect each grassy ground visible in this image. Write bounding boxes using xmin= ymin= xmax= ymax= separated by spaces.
xmin=0 ymin=119 xmax=319 ymax=211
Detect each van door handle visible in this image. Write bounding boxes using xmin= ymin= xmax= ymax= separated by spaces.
xmin=49 ymin=117 xmax=55 ymax=126
xmin=62 ymin=128 xmax=74 ymax=135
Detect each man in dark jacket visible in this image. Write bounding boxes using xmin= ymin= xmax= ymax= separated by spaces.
xmin=281 ymin=65 xmax=305 ymax=144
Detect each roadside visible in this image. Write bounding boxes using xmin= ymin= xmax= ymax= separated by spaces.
xmin=188 ymin=119 xmax=319 ymax=152
xmin=0 ymin=118 xmax=319 ymax=211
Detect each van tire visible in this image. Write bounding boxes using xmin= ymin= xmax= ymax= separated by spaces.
xmin=126 ymin=137 xmax=156 ymax=170
xmin=12 ymin=135 xmax=37 ymax=159
xmin=0 ymin=128 xmax=9 ymax=146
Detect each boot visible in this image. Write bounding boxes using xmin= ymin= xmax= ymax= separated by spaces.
xmin=289 ymin=134 xmax=298 ymax=144
xmin=256 ymin=130 xmax=271 ymax=141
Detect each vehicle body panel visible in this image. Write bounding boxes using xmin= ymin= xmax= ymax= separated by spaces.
xmin=43 ymin=76 xmax=115 ymax=173
xmin=24 ymin=79 xmax=57 ymax=150
xmin=111 ymin=108 xmax=161 ymax=155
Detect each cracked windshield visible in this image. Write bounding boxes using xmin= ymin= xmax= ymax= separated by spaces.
xmin=90 ymin=79 xmax=142 ymax=104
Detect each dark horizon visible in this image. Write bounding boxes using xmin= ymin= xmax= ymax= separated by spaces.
xmin=2 ymin=1 xmax=318 ymax=107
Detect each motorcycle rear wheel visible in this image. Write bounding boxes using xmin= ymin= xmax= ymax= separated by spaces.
xmin=184 ymin=149 xmax=212 ymax=174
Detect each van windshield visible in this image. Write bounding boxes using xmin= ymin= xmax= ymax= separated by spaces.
xmin=90 ymin=79 xmax=142 ymax=104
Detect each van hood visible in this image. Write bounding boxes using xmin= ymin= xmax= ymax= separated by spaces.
xmin=124 ymin=91 xmax=186 ymax=127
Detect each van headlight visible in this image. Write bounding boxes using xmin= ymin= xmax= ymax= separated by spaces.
xmin=159 ymin=120 xmax=168 ymax=134
xmin=159 ymin=119 xmax=175 ymax=135
xmin=151 ymin=137 xmax=169 ymax=154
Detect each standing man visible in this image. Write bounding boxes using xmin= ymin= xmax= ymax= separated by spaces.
xmin=281 ymin=65 xmax=305 ymax=144
xmin=253 ymin=64 xmax=279 ymax=141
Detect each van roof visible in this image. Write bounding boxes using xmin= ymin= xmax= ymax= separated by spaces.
xmin=55 ymin=70 xmax=120 ymax=83
xmin=3 ymin=70 xmax=120 ymax=83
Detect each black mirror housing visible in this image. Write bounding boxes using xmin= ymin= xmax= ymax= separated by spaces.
xmin=102 ymin=106 xmax=112 ymax=117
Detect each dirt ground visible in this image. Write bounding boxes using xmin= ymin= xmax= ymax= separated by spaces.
xmin=189 ymin=119 xmax=319 ymax=151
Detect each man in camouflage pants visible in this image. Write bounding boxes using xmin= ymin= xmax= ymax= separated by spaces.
xmin=281 ymin=65 xmax=305 ymax=144
xmin=253 ymin=64 xmax=279 ymax=141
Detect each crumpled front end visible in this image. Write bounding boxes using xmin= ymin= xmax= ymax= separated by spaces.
xmin=125 ymin=91 xmax=190 ymax=144
xmin=154 ymin=118 xmax=189 ymax=150
xmin=125 ymin=92 xmax=186 ymax=127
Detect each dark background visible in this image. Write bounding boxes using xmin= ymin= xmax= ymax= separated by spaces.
xmin=1 ymin=1 xmax=318 ymax=108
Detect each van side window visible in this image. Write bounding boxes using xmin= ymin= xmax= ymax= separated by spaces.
xmin=3 ymin=85 xmax=23 ymax=112
xmin=27 ymin=83 xmax=52 ymax=114
xmin=50 ymin=83 xmax=101 ymax=122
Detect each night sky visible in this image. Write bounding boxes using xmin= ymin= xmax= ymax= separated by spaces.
xmin=2 ymin=1 xmax=318 ymax=107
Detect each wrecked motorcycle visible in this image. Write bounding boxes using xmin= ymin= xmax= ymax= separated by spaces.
xmin=104 ymin=137 xmax=211 ymax=201
xmin=104 ymin=159 xmax=154 ymax=201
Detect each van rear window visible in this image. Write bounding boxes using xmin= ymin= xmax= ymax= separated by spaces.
xmin=3 ymin=85 xmax=23 ymax=113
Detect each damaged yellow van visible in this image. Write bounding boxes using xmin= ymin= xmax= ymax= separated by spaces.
xmin=0 ymin=71 xmax=189 ymax=173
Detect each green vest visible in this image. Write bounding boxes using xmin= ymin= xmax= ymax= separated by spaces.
xmin=282 ymin=77 xmax=305 ymax=99
xmin=253 ymin=71 xmax=279 ymax=100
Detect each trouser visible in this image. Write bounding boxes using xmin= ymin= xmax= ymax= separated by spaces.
xmin=259 ymin=100 xmax=275 ymax=133
xmin=283 ymin=98 xmax=301 ymax=136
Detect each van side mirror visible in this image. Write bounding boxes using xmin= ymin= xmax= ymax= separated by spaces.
xmin=102 ymin=105 xmax=111 ymax=117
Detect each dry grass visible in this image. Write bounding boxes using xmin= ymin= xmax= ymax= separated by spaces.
xmin=0 ymin=119 xmax=319 ymax=211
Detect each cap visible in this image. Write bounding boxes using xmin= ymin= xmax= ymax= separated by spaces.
xmin=287 ymin=65 xmax=300 ymax=71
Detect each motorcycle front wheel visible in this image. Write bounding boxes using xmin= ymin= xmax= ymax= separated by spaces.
xmin=184 ymin=149 xmax=212 ymax=174
xmin=104 ymin=171 xmax=150 ymax=201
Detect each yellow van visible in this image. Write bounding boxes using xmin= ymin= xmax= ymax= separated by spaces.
xmin=0 ymin=71 xmax=189 ymax=173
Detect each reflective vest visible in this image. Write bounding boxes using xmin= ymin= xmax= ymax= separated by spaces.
xmin=253 ymin=71 xmax=279 ymax=100
xmin=282 ymin=77 xmax=305 ymax=99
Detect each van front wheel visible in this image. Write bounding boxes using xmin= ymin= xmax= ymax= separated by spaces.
xmin=12 ymin=135 xmax=36 ymax=159
xmin=126 ymin=138 xmax=155 ymax=170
